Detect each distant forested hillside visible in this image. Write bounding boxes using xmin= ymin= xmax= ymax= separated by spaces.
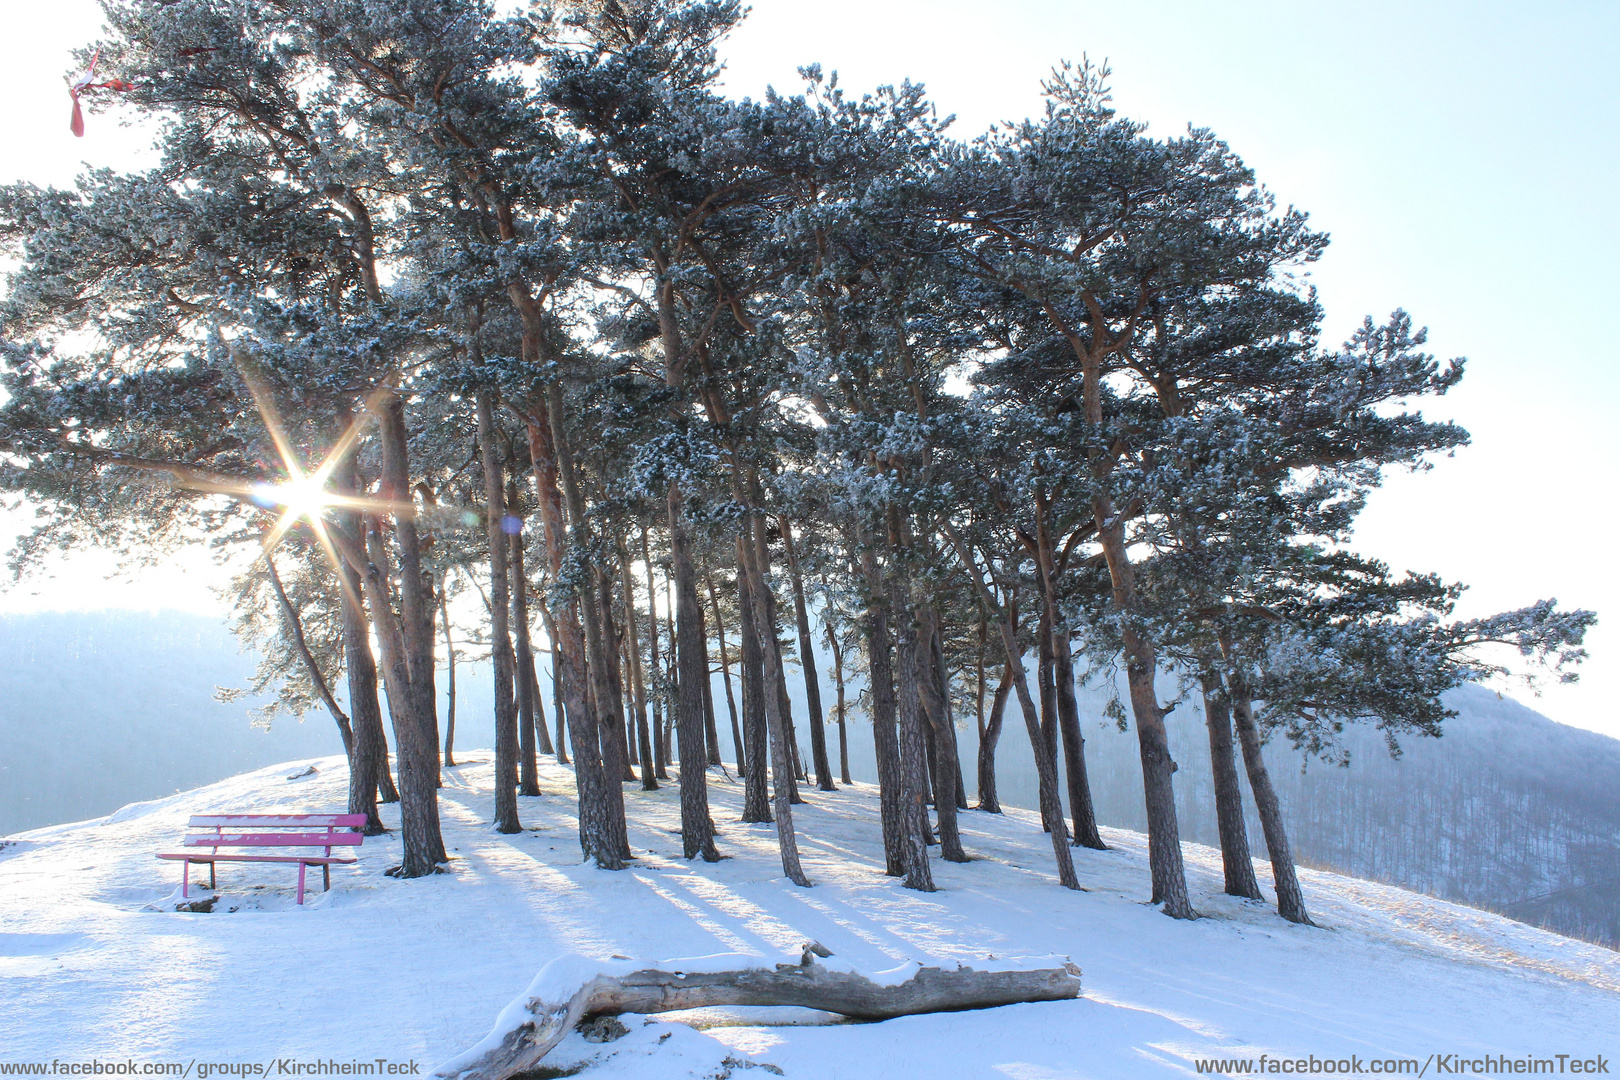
xmin=921 ymin=680 xmax=1620 ymax=949
xmin=0 ymin=610 xmax=339 ymax=834
xmin=733 ymin=650 xmax=1620 ymax=949
xmin=1238 ymin=685 xmax=1620 ymax=948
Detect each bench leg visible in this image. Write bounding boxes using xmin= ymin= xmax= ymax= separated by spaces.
xmin=323 ymin=863 xmax=331 ymax=892
xmin=297 ymin=861 xmax=306 ymax=906
xmin=209 ymin=863 xmax=216 ymax=890
xmin=182 ymin=860 xmax=189 ymax=899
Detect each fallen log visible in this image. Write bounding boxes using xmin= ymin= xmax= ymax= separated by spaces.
xmin=435 ymin=943 xmax=1082 ymax=1080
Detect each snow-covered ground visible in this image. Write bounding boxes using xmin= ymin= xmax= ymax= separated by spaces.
xmin=2 ymin=754 xmax=1615 ymax=1077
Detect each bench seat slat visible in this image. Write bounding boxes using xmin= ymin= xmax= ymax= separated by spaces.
xmin=183 ymin=832 xmax=363 ymax=847
xmin=158 ymin=853 xmax=357 ymax=865
xmin=189 ymin=814 xmax=367 ymax=828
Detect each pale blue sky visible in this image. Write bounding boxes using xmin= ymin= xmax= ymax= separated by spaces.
xmin=1 ymin=1 xmax=1614 ymax=735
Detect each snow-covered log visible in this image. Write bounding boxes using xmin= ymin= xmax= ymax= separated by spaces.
xmin=435 ymin=944 xmax=1083 ymax=1080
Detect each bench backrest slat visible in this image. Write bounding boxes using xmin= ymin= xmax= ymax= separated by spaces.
xmin=183 ymin=832 xmax=364 ymax=848
xmin=189 ymin=814 xmax=367 ymax=828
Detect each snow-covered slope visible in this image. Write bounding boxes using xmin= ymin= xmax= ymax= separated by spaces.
xmin=2 ymin=756 xmax=1614 ymax=1077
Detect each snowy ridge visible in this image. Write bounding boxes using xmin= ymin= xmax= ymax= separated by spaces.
xmin=2 ymin=754 xmax=1614 ymax=1076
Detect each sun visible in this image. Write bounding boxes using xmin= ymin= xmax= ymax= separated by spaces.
xmin=270 ymin=474 xmax=334 ymax=519
xmin=235 ymin=368 xmax=414 ymax=619
xmin=251 ymin=472 xmax=336 ymax=522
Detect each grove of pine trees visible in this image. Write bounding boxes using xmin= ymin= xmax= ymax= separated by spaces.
xmin=0 ymin=0 xmax=1594 ymax=923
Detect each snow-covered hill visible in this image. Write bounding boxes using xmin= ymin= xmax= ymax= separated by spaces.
xmin=2 ymin=756 xmax=1614 ymax=1077
xmin=8 ymin=609 xmax=1616 ymax=948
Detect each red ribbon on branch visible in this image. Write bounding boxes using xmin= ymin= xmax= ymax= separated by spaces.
xmin=69 ymin=49 xmax=135 ymax=137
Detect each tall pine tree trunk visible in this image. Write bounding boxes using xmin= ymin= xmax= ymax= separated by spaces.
xmin=1120 ymin=621 xmax=1191 ymax=916
xmin=996 ymin=610 xmax=1079 ymax=890
xmin=622 ymin=637 xmax=639 ymax=768
xmin=533 ymin=599 xmax=569 ymax=766
xmin=774 ymin=655 xmax=806 ymax=804
xmin=740 ymin=501 xmax=810 ymax=887
xmin=525 ymin=403 xmax=607 ymax=862
xmin=652 ymin=259 xmax=718 ymax=855
xmin=641 ymin=528 xmax=669 ymax=779
xmin=1200 ymin=671 xmax=1261 ymax=900
xmin=978 ymin=664 xmax=1010 ymax=814
xmin=620 ymin=541 xmax=658 ymax=791
xmin=375 ymin=726 xmax=400 ymax=805
xmin=548 ymin=380 xmax=631 ymax=864
xmin=1032 ymin=501 xmax=1104 ymax=849
xmin=552 ymin=661 xmax=568 ymax=767
xmin=504 ymin=251 xmax=610 ymax=856
xmin=336 ymin=453 xmax=386 ymax=836
xmin=916 ymin=605 xmax=966 ymax=863
xmin=941 ymin=523 xmax=1077 ymax=889
xmin=700 ymin=595 xmax=723 ymax=767
xmin=596 ymin=569 xmax=636 ymax=786
xmin=441 ymin=583 xmax=458 ymax=768
xmin=1071 ymin=329 xmax=1193 ymax=916
xmin=513 ymin=578 xmax=540 ymax=793
xmin=664 ymin=577 xmax=679 ymax=768
xmin=735 ymin=535 xmax=773 ymax=823
xmin=1228 ymin=670 xmax=1312 ymax=924
xmin=1054 ymin=627 xmax=1105 ymax=849
xmin=742 ymin=473 xmax=804 ymax=811
xmin=382 ymin=395 xmax=445 ymax=864
xmin=826 ymin=616 xmax=852 ymax=786
xmin=1037 ymin=606 xmax=1061 ymax=807
xmin=931 ymin=623 xmax=970 ymax=811
xmin=510 ymin=514 xmax=545 ymax=789
xmin=335 ymin=454 xmax=396 ymax=813
xmin=666 ymin=481 xmax=720 ymax=861
xmin=477 ymin=390 xmax=522 ymax=834
xmin=1089 ymin=483 xmax=1193 ymax=914
xmin=511 ymin=482 xmax=553 ymax=762
xmin=708 ymin=573 xmax=745 ymax=771
xmin=781 ymin=521 xmax=834 ymax=790
xmin=349 ymin=391 xmax=447 ymax=877
xmin=891 ymin=580 xmax=937 ymax=891
xmin=858 ymin=537 xmax=906 ymax=877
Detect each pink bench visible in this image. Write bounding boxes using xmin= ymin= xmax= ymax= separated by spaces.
xmin=157 ymin=814 xmax=366 ymax=905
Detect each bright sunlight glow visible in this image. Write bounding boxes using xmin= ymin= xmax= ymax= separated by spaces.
xmin=265 ymin=476 xmax=333 ymax=519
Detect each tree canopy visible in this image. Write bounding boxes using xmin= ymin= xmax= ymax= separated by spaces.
xmin=0 ymin=0 xmax=1593 ymax=922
